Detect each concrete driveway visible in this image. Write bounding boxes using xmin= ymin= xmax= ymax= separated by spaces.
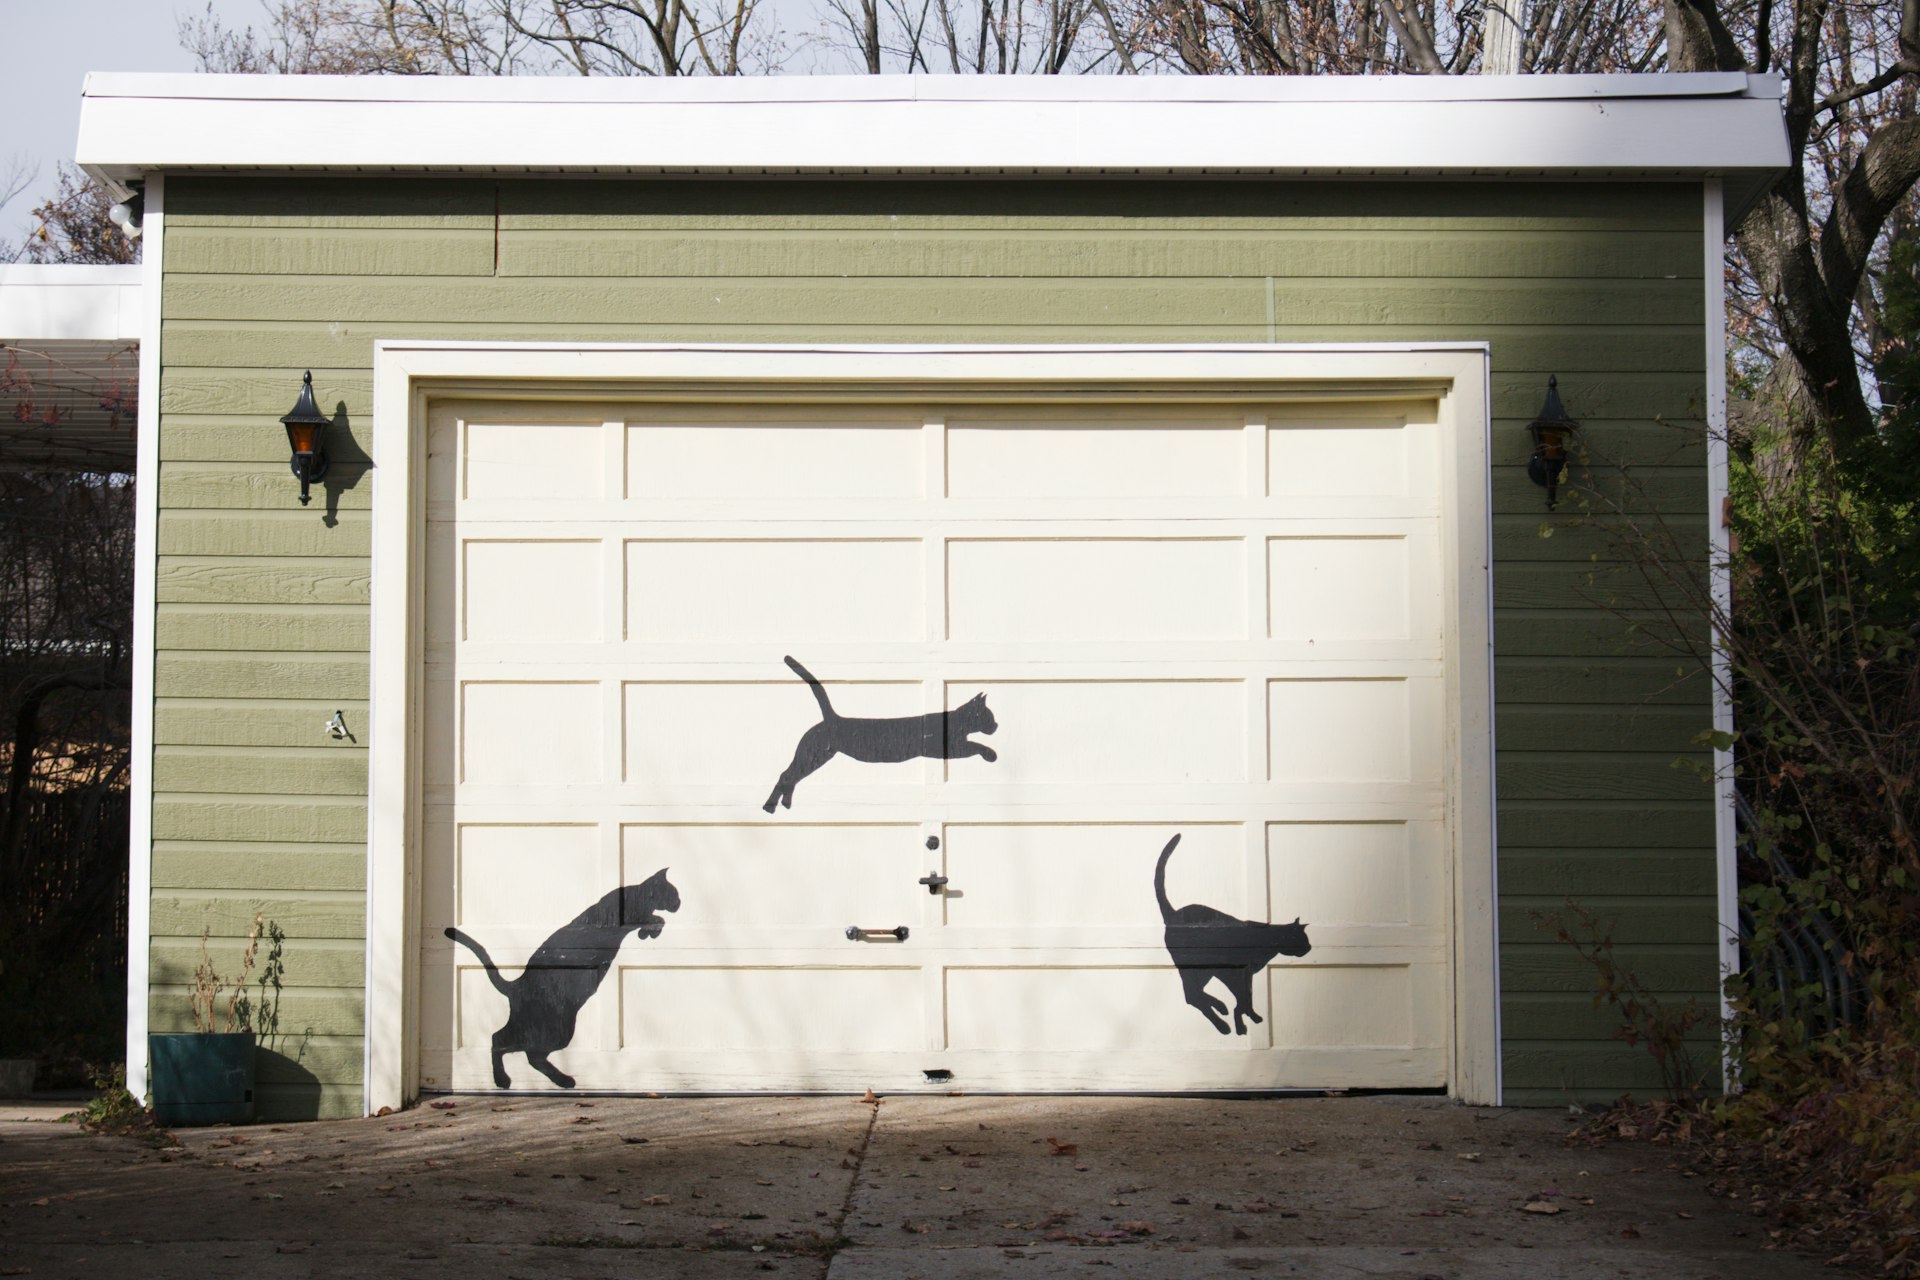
xmin=1 ymin=1093 xmax=1822 ymax=1278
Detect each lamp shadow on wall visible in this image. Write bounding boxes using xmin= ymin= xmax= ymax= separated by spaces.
xmin=318 ymin=400 xmax=367 ymax=529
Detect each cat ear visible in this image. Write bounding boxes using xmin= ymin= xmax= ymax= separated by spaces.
xmin=969 ymin=692 xmax=985 ymax=703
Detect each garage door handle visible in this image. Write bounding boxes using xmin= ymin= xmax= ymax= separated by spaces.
xmin=845 ymin=925 xmax=910 ymax=942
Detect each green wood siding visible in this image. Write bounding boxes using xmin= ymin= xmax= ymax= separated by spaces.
xmin=154 ymin=176 xmax=1715 ymax=1117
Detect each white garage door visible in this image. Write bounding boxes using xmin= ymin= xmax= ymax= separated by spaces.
xmin=416 ymin=397 xmax=1451 ymax=1094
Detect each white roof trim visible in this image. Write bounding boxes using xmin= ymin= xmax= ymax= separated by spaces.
xmin=78 ymin=72 xmax=1789 ymax=190
xmin=0 ymin=265 xmax=144 ymax=342
xmin=84 ymin=69 xmax=1768 ymax=104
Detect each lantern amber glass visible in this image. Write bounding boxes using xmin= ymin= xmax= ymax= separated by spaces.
xmin=286 ymin=420 xmax=323 ymax=456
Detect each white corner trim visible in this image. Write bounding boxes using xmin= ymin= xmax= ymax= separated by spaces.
xmin=1704 ymin=180 xmax=1740 ymax=1092
xmin=363 ymin=341 xmax=1500 ymax=1111
xmin=124 ymin=176 xmax=163 ymax=1101
xmin=1479 ymin=351 xmax=1503 ymax=1108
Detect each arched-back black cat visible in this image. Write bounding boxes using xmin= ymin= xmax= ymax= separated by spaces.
xmin=1154 ymin=835 xmax=1310 ymax=1036
xmin=444 ymin=867 xmax=680 ymax=1089
xmin=762 ymin=655 xmax=998 ymax=812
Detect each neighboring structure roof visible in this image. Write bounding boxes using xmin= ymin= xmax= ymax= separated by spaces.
xmin=0 ymin=266 xmax=141 ymax=474
xmin=77 ymin=72 xmax=1789 ymax=228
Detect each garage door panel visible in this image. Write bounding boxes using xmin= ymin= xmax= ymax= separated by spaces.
xmin=620 ymin=967 xmax=925 ymax=1052
xmin=620 ymin=823 xmax=922 ymax=929
xmin=461 ymin=681 xmax=603 ymax=786
xmin=946 ymin=965 xmax=1275 ymax=1052
xmin=1268 ymin=678 xmax=1444 ymax=784
xmin=947 ymin=539 xmax=1246 ymax=643
xmin=1266 ymin=965 xmax=1414 ymax=1048
xmin=455 ymin=823 xmax=606 ymax=929
xmin=624 ymin=679 xmax=927 ymax=787
xmin=627 ymin=420 xmax=926 ymax=501
xmin=1267 ymin=410 xmax=1439 ymax=503
xmin=946 ymin=419 xmax=1245 ymax=499
xmin=464 ymin=539 xmax=605 ymax=644
xmin=465 ymin=420 xmax=606 ymax=501
xmin=1269 ymin=535 xmax=1445 ymax=645
xmin=625 ymin=539 xmax=925 ymax=643
xmin=943 ymin=823 xmax=1246 ymax=927
xmin=1267 ymin=820 xmax=1444 ymax=927
xmin=948 ymin=680 xmax=1245 ymax=785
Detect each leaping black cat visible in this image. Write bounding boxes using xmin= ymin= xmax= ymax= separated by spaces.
xmin=444 ymin=867 xmax=680 ymax=1089
xmin=762 ymin=655 xmax=998 ymax=812
xmin=1155 ymin=835 xmax=1311 ymax=1036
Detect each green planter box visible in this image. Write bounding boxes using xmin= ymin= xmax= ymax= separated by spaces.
xmin=149 ymin=1033 xmax=255 ymax=1126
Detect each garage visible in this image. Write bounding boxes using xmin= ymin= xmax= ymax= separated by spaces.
xmin=396 ymin=348 xmax=1491 ymax=1095
xmin=81 ymin=72 xmax=1787 ymax=1117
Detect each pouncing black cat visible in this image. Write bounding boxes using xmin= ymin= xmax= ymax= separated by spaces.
xmin=762 ymin=655 xmax=998 ymax=812
xmin=444 ymin=867 xmax=680 ymax=1089
xmin=1154 ymin=835 xmax=1310 ymax=1036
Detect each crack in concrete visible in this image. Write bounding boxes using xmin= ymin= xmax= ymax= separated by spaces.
xmin=815 ymin=1099 xmax=881 ymax=1279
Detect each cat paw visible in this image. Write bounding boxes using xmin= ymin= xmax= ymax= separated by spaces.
xmin=976 ymin=746 xmax=998 ymax=762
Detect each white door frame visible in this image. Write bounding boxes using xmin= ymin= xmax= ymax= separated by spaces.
xmin=366 ymin=342 xmax=1499 ymax=1112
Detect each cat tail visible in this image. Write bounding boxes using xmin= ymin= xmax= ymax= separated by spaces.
xmin=1153 ymin=834 xmax=1181 ymax=923
xmin=783 ymin=655 xmax=837 ymax=719
xmin=443 ymin=926 xmax=514 ymax=997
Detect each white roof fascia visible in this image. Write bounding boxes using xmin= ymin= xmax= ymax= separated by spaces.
xmin=0 ymin=265 xmax=144 ymax=342
xmin=78 ymin=72 xmax=1788 ymax=193
xmin=82 ymin=69 xmax=1767 ymax=104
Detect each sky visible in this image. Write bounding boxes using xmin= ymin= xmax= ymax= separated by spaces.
xmin=0 ymin=0 xmax=267 ymax=236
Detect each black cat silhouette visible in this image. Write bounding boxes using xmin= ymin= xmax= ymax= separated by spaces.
xmin=1154 ymin=835 xmax=1311 ymax=1036
xmin=444 ymin=867 xmax=680 ymax=1089
xmin=762 ymin=655 xmax=998 ymax=812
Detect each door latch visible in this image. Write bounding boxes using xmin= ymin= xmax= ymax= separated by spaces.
xmin=917 ymin=872 xmax=949 ymax=895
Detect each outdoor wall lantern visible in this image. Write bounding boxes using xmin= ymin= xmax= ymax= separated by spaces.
xmin=279 ymin=370 xmax=332 ymax=506
xmin=1526 ymin=375 xmax=1580 ymax=511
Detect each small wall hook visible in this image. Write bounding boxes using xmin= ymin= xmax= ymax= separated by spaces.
xmin=325 ymin=710 xmax=356 ymax=742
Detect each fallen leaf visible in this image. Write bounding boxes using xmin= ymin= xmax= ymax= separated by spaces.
xmin=756 ymin=1178 xmax=773 ymax=1186
xmin=375 ymin=1106 xmax=393 ymax=1117
xmin=1046 ymin=1137 xmax=1079 ymax=1157
xmin=1456 ymin=1152 xmax=1482 ymax=1163
xmin=1520 ymin=1201 xmax=1562 ymax=1215
xmin=1620 ymin=1227 xmax=1642 ymax=1239
xmin=621 ymin=1136 xmax=650 ymax=1145
xmin=29 ymin=1198 xmax=50 ymax=1208
xmin=641 ymin=1195 xmax=671 ymax=1205
xmin=1675 ymin=1211 xmax=1694 ymax=1220
xmin=1116 ymin=1221 xmax=1154 ymax=1235
xmin=861 ymin=1089 xmax=882 ymax=1105
xmin=429 ymin=1101 xmax=456 ymax=1110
